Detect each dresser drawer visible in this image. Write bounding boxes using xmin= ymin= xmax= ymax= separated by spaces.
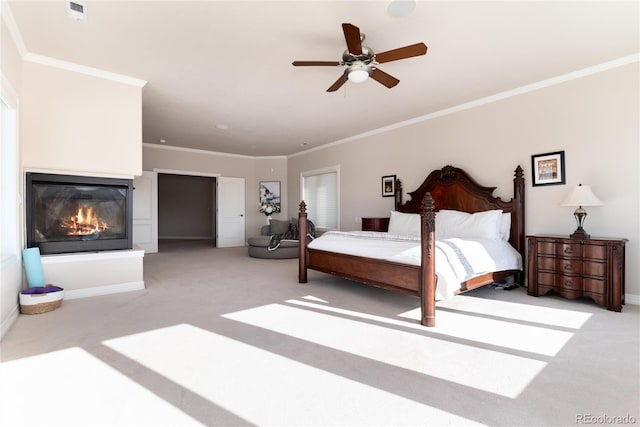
xmin=583 ymin=261 xmax=605 ymax=278
xmin=583 ymin=278 xmax=606 ymax=294
xmin=537 ymin=272 xmax=556 ymax=286
xmin=556 ymin=242 xmax=581 ymax=257
xmin=556 ymin=258 xmax=582 ymax=274
xmin=582 ymin=244 xmax=607 ymax=260
xmin=537 ymin=256 xmax=556 ymax=271
xmin=555 ymin=274 xmax=582 ymax=291
xmin=537 ymin=241 xmax=556 ymax=256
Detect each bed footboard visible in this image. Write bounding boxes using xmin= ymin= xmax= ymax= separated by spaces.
xmin=297 ymin=194 xmax=437 ymax=327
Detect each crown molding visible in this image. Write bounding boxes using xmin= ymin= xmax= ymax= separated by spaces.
xmin=1 ymin=1 xmax=27 ymax=57
xmin=23 ymin=53 xmax=147 ymax=87
xmin=143 ymin=142 xmax=287 ymax=160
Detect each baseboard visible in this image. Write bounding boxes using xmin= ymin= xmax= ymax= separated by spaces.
xmin=0 ymin=304 xmax=20 ymax=341
xmin=158 ymin=236 xmax=213 ymax=240
xmin=64 ymin=281 xmax=145 ymax=300
xmin=625 ymin=293 xmax=640 ymax=306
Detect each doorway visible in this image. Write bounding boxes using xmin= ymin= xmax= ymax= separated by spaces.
xmin=158 ymin=174 xmax=216 ymax=245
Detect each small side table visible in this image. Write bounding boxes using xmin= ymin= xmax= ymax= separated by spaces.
xmin=527 ymin=235 xmax=627 ymax=311
xmin=362 ymin=217 xmax=390 ymax=232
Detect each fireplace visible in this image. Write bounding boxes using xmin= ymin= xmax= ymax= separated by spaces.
xmin=26 ymin=173 xmax=133 ymax=255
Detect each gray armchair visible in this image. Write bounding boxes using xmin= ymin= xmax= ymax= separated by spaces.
xmin=247 ymin=219 xmax=299 ymax=259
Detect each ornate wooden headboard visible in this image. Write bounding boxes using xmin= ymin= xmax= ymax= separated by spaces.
xmin=394 ymin=165 xmax=525 ymax=271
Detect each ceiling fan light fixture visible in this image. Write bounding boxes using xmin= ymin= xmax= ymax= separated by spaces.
xmin=348 ymin=69 xmax=369 ymax=83
xmin=347 ymin=63 xmax=370 ymax=83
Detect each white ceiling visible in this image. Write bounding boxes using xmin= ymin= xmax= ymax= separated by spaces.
xmin=7 ymin=1 xmax=639 ymax=157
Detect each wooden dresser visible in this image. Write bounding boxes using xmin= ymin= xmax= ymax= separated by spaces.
xmin=361 ymin=217 xmax=390 ymax=232
xmin=527 ymin=235 xmax=627 ymax=311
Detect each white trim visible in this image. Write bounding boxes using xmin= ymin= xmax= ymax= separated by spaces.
xmin=23 ymin=53 xmax=147 ymax=87
xmin=40 ymin=249 xmax=144 ymax=265
xmin=23 ymin=167 xmax=135 ymax=180
xmin=0 ymin=304 xmax=20 ymax=341
xmin=625 ymin=293 xmax=640 ymax=306
xmin=289 ymin=53 xmax=640 ymax=159
xmin=143 ymin=142 xmax=286 ymax=160
xmin=64 ymin=281 xmax=145 ymax=300
xmin=0 ymin=2 xmax=27 ymax=57
xmin=153 ymin=167 xmax=220 ymax=178
xmin=1 ymin=74 xmax=19 ymax=107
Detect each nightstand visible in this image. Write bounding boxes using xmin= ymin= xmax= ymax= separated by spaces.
xmin=362 ymin=217 xmax=390 ymax=232
xmin=527 ymin=235 xmax=627 ymax=311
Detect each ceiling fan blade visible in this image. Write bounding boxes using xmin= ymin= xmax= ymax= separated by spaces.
xmin=342 ymin=23 xmax=362 ymax=55
xmin=370 ymin=68 xmax=400 ymax=89
xmin=326 ymin=73 xmax=348 ymax=92
xmin=375 ymin=43 xmax=428 ymax=64
xmin=292 ymin=61 xmax=341 ymax=67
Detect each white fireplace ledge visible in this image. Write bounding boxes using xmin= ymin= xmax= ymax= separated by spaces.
xmin=38 ymin=249 xmax=145 ymax=297
xmin=40 ymin=248 xmax=145 ymax=264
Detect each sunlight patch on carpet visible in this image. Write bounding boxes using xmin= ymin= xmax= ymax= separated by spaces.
xmin=433 ymin=294 xmax=592 ymax=329
xmin=0 ymin=347 xmax=203 ymax=427
xmin=103 ymin=323 xmax=483 ymax=426
xmin=224 ymin=304 xmax=546 ymax=398
xmin=290 ymin=299 xmax=572 ymax=356
xmin=301 ymin=295 xmax=328 ymax=303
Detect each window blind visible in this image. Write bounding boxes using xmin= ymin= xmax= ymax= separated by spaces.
xmin=302 ymin=171 xmax=338 ymax=230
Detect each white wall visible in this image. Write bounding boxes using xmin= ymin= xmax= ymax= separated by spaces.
xmin=20 ymin=61 xmax=143 ymax=178
xmin=288 ymin=62 xmax=640 ymax=298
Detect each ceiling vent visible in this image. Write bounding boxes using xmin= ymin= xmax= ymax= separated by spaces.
xmin=67 ymin=1 xmax=87 ymax=22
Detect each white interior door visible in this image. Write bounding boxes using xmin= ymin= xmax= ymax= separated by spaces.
xmin=216 ymin=177 xmax=245 ymax=248
xmin=133 ymin=171 xmax=158 ymax=253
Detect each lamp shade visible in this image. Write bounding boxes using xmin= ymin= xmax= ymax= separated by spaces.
xmin=560 ymin=184 xmax=603 ymax=207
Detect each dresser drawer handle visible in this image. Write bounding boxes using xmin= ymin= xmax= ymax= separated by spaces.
xmin=564 ymin=246 xmax=573 ymax=254
xmin=564 ymin=279 xmax=573 ymax=288
xmin=564 ymin=263 xmax=572 ymax=271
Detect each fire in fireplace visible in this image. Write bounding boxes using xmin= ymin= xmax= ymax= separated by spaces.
xmin=26 ymin=173 xmax=133 ymax=254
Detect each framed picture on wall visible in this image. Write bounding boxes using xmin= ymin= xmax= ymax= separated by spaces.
xmin=531 ymin=151 xmax=566 ymax=186
xmin=382 ymin=175 xmax=396 ymax=197
xmin=259 ymin=181 xmax=281 ymax=206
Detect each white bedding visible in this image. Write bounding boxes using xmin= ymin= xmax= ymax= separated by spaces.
xmin=307 ymin=231 xmax=522 ymax=300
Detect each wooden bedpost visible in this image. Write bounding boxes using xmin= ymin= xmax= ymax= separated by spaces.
xmin=394 ymin=179 xmax=403 ymax=210
xmin=420 ymin=193 xmax=436 ymax=327
xmin=513 ymin=165 xmax=525 ymax=285
xmin=298 ymin=201 xmax=308 ymax=283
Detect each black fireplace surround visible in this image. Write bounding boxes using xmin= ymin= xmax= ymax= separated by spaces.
xmin=26 ymin=173 xmax=133 ymax=255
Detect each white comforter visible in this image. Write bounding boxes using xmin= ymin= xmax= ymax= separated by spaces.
xmin=307 ymin=231 xmax=522 ymax=300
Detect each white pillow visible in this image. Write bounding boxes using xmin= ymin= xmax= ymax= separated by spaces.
xmin=500 ymin=213 xmax=511 ymax=241
xmin=436 ymin=209 xmax=503 ymax=240
xmin=388 ymin=211 xmax=421 ymax=236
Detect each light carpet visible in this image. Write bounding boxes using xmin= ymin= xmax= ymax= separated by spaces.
xmin=1 ymin=240 xmax=638 ymax=426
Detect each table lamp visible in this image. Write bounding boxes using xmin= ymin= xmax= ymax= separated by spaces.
xmin=560 ymin=184 xmax=602 ymax=239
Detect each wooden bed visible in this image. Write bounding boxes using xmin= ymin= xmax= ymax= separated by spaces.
xmin=297 ymin=165 xmax=525 ymax=327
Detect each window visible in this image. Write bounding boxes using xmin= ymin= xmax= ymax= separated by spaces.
xmin=1 ymin=89 xmax=19 ymax=264
xmin=301 ymin=166 xmax=339 ymax=230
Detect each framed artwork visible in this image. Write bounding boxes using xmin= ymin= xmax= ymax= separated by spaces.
xmin=531 ymin=151 xmax=566 ymax=186
xmin=259 ymin=181 xmax=281 ymax=206
xmin=382 ymin=175 xmax=396 ymax=197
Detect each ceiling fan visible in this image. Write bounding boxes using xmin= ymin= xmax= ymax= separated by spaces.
xmin=292 ymin=23 xmax=428 ymax=92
